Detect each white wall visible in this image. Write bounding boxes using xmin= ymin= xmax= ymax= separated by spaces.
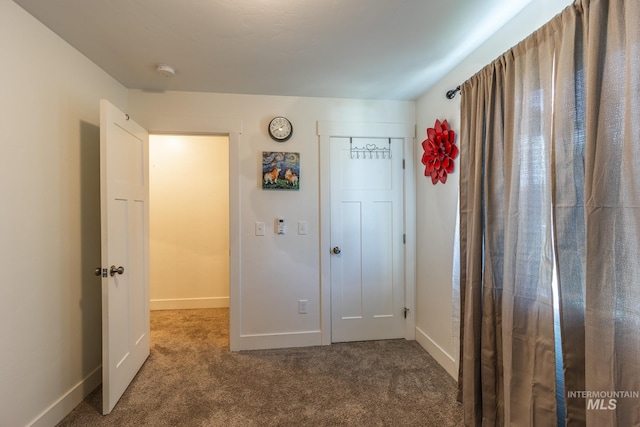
xmin=414 ymin=0 xmax=574 ymax=378
xmin=0 ymin=1 xmax=128 ymax=426
xmin=149 ymin=135 xmax=230 ymax=310
xmin=128 ymin=91 xmax=415 ymax=350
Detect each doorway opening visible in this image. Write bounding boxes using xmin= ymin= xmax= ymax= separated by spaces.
xmin=148 ymin=134 xmax=230 ymax=312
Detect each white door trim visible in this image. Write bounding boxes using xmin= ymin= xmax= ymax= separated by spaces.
xmin=317 ymin=121 xmax=416 ymax=345
xmin=133 ymin=113 xmax=242 ymax=351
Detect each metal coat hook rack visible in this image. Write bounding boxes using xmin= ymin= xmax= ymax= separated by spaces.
xmin=350 ymin=138 xmax=392 ymax=160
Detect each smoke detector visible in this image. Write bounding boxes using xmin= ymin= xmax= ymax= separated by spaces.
xmin=156 ymin=64 xmax=176 ymax=77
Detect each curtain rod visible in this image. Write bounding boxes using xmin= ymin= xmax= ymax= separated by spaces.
xmin=446 ymin=86 xmax=461 ymax=99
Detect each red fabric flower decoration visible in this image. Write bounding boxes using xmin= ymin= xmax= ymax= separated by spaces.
xmin=421 ymin=119 xmax=459 ymax=184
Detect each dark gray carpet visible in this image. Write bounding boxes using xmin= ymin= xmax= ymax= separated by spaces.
xmin=57 ymin=308 xmax=462 ymax=426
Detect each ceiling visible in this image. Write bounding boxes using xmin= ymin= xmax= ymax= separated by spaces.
xmin=14 ymin=0 xmax=533 ymax=100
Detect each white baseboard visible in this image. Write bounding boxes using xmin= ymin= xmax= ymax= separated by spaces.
xmin=28 ymin=366 xmax=101 ymax=427
xmin=150 ymin=296 xmax=229 ymax=311
xmin=232 ymin=330 xmax=322 ymax=351
xmin=415 ymin=326 xmax=457 ymax=379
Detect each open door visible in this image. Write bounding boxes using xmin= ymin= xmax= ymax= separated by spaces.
xmin=99 ymin=99 xmax=150 ymax=414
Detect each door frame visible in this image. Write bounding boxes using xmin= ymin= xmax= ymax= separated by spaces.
xmin=135 ymin=113 xmax=242 ymax=350
xmin=318 ymin=121 xmax=416 ymax=345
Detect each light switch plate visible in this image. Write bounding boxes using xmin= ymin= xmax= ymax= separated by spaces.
xmin=298 ymin=221 xmax=308 ymax=235
xmin=298 ymin=300 xmax=308 ymax=314
xmin=255 ymin=222 xmax=265 ymax=236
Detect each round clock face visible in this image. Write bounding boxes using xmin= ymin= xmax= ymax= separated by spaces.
xmin=268 ymin=117 xmax=293 ymax=142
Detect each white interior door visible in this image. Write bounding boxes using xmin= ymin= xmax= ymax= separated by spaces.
xmin=99 ymin=99 xmax=150 ymax=414
xmin=330 ymin=137 xmax=404 ymax=342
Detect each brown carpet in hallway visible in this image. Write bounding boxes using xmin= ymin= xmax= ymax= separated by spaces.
xmin=57 ymin=308 xmax=462 ymax=426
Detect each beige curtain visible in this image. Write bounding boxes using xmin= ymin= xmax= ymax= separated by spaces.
xmin=458 ymin=0 xmax=640 ymax=425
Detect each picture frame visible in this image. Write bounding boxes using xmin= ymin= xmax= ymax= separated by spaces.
xmin=262 ymin=151 xmax=300 ymax=190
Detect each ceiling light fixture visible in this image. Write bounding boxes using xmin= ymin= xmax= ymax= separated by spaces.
xmin=156 ymin=64 xmax=176 ymax=77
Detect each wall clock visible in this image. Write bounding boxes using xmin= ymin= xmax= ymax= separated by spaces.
xmin=268 ymin=116 xmax=293 ymax=142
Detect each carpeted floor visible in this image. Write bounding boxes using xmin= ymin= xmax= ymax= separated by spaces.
xmin=57 ymin=308 xmax=462 ymax=426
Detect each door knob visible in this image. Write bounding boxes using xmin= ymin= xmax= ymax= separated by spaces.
xmin=94 ymin=267 xmax=102 ymax=277
xmin=332 ymin=246 xmax=341 ymax=254
xmin=110 ymin=265 xmax=125 ymax=277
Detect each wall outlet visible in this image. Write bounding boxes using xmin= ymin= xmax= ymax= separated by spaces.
xmin=298 ymin=300 xmax=308 ymax=314
xmin=255 ymin=222 xmax=265 ymax=236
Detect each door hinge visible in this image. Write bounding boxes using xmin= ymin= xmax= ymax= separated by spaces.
xmin=402 ymin=159 xmax=405 ymax=169
xmin=403 ymin=234 xmax=406 ymax=244
xmin=404 ymin=307 xmax=410 ymax=318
